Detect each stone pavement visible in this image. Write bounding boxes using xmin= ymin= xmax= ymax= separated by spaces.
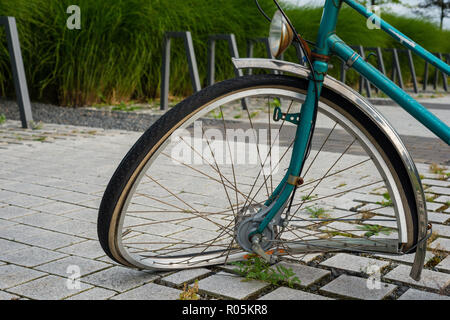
xmin=0 ymin=120 xmax=449 ymax=300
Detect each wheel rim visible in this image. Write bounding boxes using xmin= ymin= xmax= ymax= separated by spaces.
xmin=111 ymin=87 xmax=408 ymax=270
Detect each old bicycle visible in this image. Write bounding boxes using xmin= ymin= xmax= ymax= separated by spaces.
xmin=97 ymin=0 xmax=450 ymax=281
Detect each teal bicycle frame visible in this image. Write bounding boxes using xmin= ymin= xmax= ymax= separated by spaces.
xmin=254 ymin=0 xmax=450 ymax=236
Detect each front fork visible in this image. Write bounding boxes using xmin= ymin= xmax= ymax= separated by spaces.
xmin=249 ymin=60 xmax=329 ymax=241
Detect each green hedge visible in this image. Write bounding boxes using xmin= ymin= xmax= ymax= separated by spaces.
xmin=0 ymin=0 xmax=448 ymax=107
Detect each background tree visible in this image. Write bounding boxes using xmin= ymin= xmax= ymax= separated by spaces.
xmin=416 ymin=0 xmax=449 ymax=30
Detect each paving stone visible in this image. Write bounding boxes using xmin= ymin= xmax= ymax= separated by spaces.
xmin=426 ymin=202 xmax=445 ymax=212
xmin=258 ymin=287 xmax=333 ymax=300
xmin=11 ymin=212 xmax=71 ymax=229
xmin=63 ymin=207 xmax=98 ymax=223
xmin=57 ymin=240 xmax=105 ymax=259
xmin=398 ymin=288 xmax=450 ymax=300
xmin=36 ymin=255 xmax=111 ymax=277
xmin=436 ymin=255 xmax=450 ymax=273
xmin=376 ymin=251 xmax=435 ymax=265
xmin=384 ymin=265 xmax=450 ymax=291
xmin=8 ymin=275 xmax=91 ymax=300
xmin=428 ymin=186 xmax=450 ymax=196
xmin=432 ymin=224 xmax=450 ymax=238
xmin=434 ymin=195 xmax=450 ymax=204
xmin=0 ymin=265 xmax=46 ymax=289
xmin=275 ymin=262 xmax=330 ymax=287
xmin=65 ymin=287 xmax=117 ymax=300
xmin=320 ymin=274 xmax=397 ymax=300
xmin=0 ymin=291 xmax=21 ymax=300
xmin=6 ymin=195 xmax=53 ymax=209
xmin=0 ymin=238 xmax=30 ymax=253
xmin=82 ymin=266 xmax=159 ymax=292
xmin=111 ymin=282 xmax=181 ymax=300
xmin=427 ymin=212 xmax=449 ymax=224
xmin=0 ymin=205 xmax=37 ymax=219
xmin=421 ymin=179 xmax=450 ymax=188
xmin=0 ymin=247 xmax=67 ymax=267
xmin=428 ymin=238 xmax=450 ymax=252
xmin=320 ymin=253 xmax=390 ymax=274
xmin=197 ymin=272 xmax=270 ymax=299
xmin=46 ymin=219 xmax=97 ymax=238
xmin=20 ymin=229 xmax=84 ymax=250
xmin=0 ymin=218 xmax=17 ymax=229
xmin=161 ymin=268 xmax=211 ymax=286
xmin=34 ymin=201 xmax=83 ymax=215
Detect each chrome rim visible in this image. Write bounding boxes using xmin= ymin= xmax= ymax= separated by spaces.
xmin=113 ymin=88 xmax=408 ymax=270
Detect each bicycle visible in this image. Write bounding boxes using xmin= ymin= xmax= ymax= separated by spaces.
xmin=97 ymin=0 xmax=450 ymax=281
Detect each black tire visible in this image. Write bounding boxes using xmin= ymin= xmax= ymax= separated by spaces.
xmin=98 ymin=74 xmax=418 ymax=268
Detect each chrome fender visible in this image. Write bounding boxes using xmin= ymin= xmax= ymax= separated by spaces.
xmin=232 ymin=58 xmax=428 ymax=280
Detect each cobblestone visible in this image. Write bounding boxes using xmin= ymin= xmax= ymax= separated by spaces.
xmin=320 ymin=253 xmax=389 ymax=274
xmin=384 ymin=265 xmax=450 ymax=291
xmin=319 ymin=275 xmax=397 ymax=300
xmin=259 ymin=287 xmax=333 ymax=300
xmin=161 ymin=268 xmax=212 ymax=286
xmin=0 ymin=121 xmax=449 ymax=300
xmin=398 ymin=288 xmax=450 ymax=300
xmin=196 ymin=272 xmax=270 ymax=300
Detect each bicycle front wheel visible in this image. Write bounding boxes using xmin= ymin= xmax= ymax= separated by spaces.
xmin=98 ymin=74 xmax=418 ymax=270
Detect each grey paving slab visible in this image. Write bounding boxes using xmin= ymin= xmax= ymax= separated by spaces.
xmin=320 ymin=253 xmax=390 ymax=274
xmin=384 ymin=265 xmax=450 ymax=291
xmin=33 ymin=201 xmax=82 ymax=215
xmin=161 ymin=268 xmax=211 ymax=286
xmin=8 ymin=275 xmax=92 ymax=300
xmin=0 ymin=238 xmax=30 ymax=253
xmin=197 ymin=272 xmax=270 ymax=300
xmin=11 ymin=212 xmax=71 ymax=229
xmin=376 ymin=251 xmax=435 ymax=265
xmin=65 ymin=287 xmax=117 ymax=300
xmin=434 ymin=195 xmax=450 ymax=204
xmin=0 ymin=265 xmax=46 ymax=289
xmin=428 ymin=187 xmax=450 ymax=196
xmin=57 ymin=240 xmax=105 ymax=259
xmin=0 ymin=291 xmax=21 ymax=300
xmin=81 ymin=266 xmax=159 ymax=292
xmin=275 ymin=262 xmax=330 ymax=287
xmin=35 ymin=255 xmax=111 ymax=277
xmin=429 ymin=238 xmax=450 ymax=252
xmin=111 ymin=282 xmax=182 ymax=300
xmin=398 ymin=288 xmax=450 ymax=300
xmin=0 ymin=205 xmax=37 ymax=219
xmin=432 ymin=224 xmax=450 ymax=238
xmin=63 ymin=207 xmax=98 ymax=223
xmin=428 ymin=212 xmax=450 ymax=224
xmin=258 ymin=287 xmax=333 ymax=300
xmin=5 ymin=195 xmax=53 ymax=209
xmin=436 ymin=255 xmax=450 ymax=273
xmin=46 ymin=219 xmax=97 ymax=239
xmin=320 ymin=274 xmax=397 ymax=300
xmin=426 ymin=202 xmax=446 ymax=212
xmin=421 ymin=179 xmax=450 ymax=188
xmin=19 ymin=229 xmax=84 ymax=250
xmin=0 ymin=247 xmax=67 ymax=267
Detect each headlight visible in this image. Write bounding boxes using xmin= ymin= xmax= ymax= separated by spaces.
xmin=269 ymin=10 xmax=294 ymax=58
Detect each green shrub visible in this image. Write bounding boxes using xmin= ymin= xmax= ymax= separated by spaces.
xmin=0 ymin=0 xmax=447 ymax=107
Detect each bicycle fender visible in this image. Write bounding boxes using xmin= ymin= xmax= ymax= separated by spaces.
xmin=232 ymin=58 xmax=428 ymax=281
